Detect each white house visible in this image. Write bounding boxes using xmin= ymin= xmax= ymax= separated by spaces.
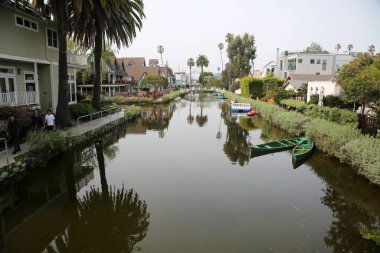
xmin=284 ymin=74 xmax=334 ymax=92
xmin=307 ymin=80 xmax=341 ymax=103
xmin=262 ymin=61 xmax=276 ymax=77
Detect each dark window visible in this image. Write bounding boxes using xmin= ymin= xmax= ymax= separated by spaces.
xmin=31 ymin=22 xmax=37 ymax=30
xmin=288 ymin=58 xmax=297 ymax=70
xmin=47 ymin=29 xmax=58 ymax=48
xmin=316 ymin=72 xmax=320 ymax=75
xmin=298 ymin=59 xmax=303 ymax=64
xmin=280 ymin=60 xmax=283 ymax=70
xmin=24 ymin=19 xmax=30 ymax=28
xmin=317 ymin=59 xmax=321 ymax=64
xmin=322 ymin=59 xmax=327 ymax=71
xmin=16 ymin=17 xmax=23 ymax=25
xmin=310 ymin=59 xmax=315 ymax=64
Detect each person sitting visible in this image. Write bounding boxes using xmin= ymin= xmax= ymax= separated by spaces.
xmin=7 ymin=114 xmax=21 ymax=154
xmin=44 ymin=109 xmax=56 ymax=131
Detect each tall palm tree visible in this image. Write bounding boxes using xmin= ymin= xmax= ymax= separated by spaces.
xmin=218 ymin=43 xmax=224 ymax=72
xmin=196 ymin=55 xmax=209 ymax=85
xmin=347 ymin=44 xmax=353 ymax=54
xmin=158 ymin=45 xmax=165 ymax=65
xmin=368 ymin=45 xmax=376 ymax=55
xmin=71 ymin=0 xmax=145 ymax=110
xmin=335 ymin=43 xmax=341 ymax=54
xmin=187 ymin=58 xmax=194 ymax=85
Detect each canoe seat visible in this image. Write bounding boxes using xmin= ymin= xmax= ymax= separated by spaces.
xmin=278 ymin=141 xmax=289 ymax=146
xmin=265 ymin=145 xmax=272 ymax=148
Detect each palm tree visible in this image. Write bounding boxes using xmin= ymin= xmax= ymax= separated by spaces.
xmin=335 ymin=43 xmax=341 ymax=54
xmin=187 ymin=103 xmax=194 ymax=125
xmin=71 ymin=0 xmax=145 ymax=110
xmin=368 ymin=45 xmax=376 ymax=55
xmin=347 ymin=44 xmax=353 ymax=54
xmin=218 ymin=43 xmax=224 ymax=72
xmin=187 ymin=58 xmax=194 ymax=85
xmin=158 ymin=45 xmax=165 ymax=65
xmin=196 ymin=55 xmax=209 ymax=85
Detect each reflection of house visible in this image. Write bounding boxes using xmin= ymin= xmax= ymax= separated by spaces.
xmin=307 ymin=79 xmax=341 ymax=103
xmin=284 ymin=74 xmax=334 ymax=92
xmin=0 ymin=1 xmax=87 ymax=112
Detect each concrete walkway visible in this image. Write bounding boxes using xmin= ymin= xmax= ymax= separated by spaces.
xmin=0 ymin=110 xmax=124 ymax=167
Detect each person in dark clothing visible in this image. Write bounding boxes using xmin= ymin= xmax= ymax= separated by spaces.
xmin=30 ymin=110 xmax=43 ymax=130
xmin=7 ymin=114 xmax=21 ymax=154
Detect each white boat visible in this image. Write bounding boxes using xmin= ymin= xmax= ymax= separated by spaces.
xmin=231 ymin=103 xmax=251 ymax=112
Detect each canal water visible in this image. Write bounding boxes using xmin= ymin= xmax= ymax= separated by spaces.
xmin=1 ymin=95 xmax=380 ymax=253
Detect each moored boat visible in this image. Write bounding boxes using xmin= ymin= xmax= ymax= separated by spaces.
xmin=250 ymin=137 xmax=306 ymax=154
xmin=292 ymin=138 xmax=314 ymax=162
xmin=247 ymin=109 xmax=255 ymax=116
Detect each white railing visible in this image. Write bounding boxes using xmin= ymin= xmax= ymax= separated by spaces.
xmin=0 ymin=91 xmax=39 ymax=106
xmin=77 ymin=107 xmax=123 ymax=131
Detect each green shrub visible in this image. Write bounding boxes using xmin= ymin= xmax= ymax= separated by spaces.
xmin=308 ymin=94 xmax=319 ymax=105
xmin=341 ymin=136 xmax=380 ymax=185
xmin=337 ymin=109 xmax=359 ymax=126
xmin=69 ymin=103 xmax=96 ymax=119
xmin=305 ymin=118 xmax=361 ymax=159
xmin=106 ymin=96 xmax=154 ymax=105
xmin=123 ymin=105 xmax=142 ymax=118
xmin=322 ymin=95 xmax=344 ymax=108
xmin=306 ymin=104 xmax=330 ymax=120
xmin=271 ymin=110 xmax=309 ymax=136
xmin=240 ymin=77 xmax=263 ymax=99
xmin=280 ymin=99 xmax=307 ymax=112
xmin=155 ymin=90 xmax=186 ymax=104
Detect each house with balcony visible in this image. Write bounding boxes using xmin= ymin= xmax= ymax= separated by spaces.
xmin=0 ymin=0 xmax=87 ymax=112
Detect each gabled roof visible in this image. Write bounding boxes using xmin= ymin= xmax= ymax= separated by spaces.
xmin=159 ymin=66 xmax=174 ymax=77
xmin=125 ymin=66 xmax=163 ymax=84
xmin=120 ymin=57 xmax=146 ymax=67
xmin=263 ymin=61 xmax=276 ymax=68
xmin=149 ymin=59 xmax=159 ymax=66
xmin=288 ymin=74 xmax=335 ymax=82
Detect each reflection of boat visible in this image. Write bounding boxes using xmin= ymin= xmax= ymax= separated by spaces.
xmin=250 ymin=137 xmax=306 ymax=154
xmin=292 ymin=138 xmax=314 ymax=162
xmin=247 ymin=110 xmax=255 ymax=117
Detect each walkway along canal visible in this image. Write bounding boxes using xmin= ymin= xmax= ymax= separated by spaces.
xmin=1 ymin=97 xmax=380 ymax=252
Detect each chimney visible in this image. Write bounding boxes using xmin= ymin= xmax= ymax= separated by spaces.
xmin=276 ymin=48 xmax=280 ymax=78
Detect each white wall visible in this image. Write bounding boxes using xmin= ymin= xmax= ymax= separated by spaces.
xmin=307 ymin=80 xmax=341 ymax=102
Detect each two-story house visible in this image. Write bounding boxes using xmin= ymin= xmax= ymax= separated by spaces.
xmin=0 ymin=1 xmax=87 ymax=112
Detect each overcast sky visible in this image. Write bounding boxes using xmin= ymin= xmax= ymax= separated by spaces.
xmin=117 ymin=0 xmax=380 ymax=74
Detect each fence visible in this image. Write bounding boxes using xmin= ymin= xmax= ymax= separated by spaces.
xmin=358 ymin=114 xmax=378 ymax=136
xmin=76 ymin=107 xmax=123 ymax=132
xmin=0 ymin=138 xmax=9 ymax=164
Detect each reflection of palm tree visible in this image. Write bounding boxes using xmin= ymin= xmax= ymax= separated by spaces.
xmin=187 ymin=103 xmax=194 ymax=125
xmin=196 ymin=106 xmax=208 ymax=127
xmin=95 ymin=140 xmax=108 ymax=195
xmin=216 ymin=113 xmax=222 ymax=139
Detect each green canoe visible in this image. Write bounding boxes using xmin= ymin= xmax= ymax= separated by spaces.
xmin=292 ymin=138 xmax=314 ymax=162
xmin=250 ymin=137 xmax=306 ymax=154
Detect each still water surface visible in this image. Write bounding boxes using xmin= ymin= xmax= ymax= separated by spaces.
xmin=1 ymin=96 xmax=380 ymax=252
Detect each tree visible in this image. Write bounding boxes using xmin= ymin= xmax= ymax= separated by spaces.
xmin=225 ymin=33 xmax=234 ymax=45
xmin=158 ymin=45 xmax=165 ymax=65
xmin=335 ymin=43 xmax=342 ymax=54
xmin=140 ymin=75 xmax=168 ymax=98
xmin=336 ymin=53 xmax=380 ymax=113
xmin=368 ymin=45 xmax=376 ymax=56
xmin=187 ymin=58 xmax=195 ymax=84
xmin=305 ymin=42 xmax=323 ymax=52
xmin=71 ymin=0 xmax=145 ymax=110
xmin=196 ymin=55 xmax=209 ymax=85
xmin=218 ymin=43 xmax=224 ymax=72
xmin=347 ymin=44 xmax=353 ymax=53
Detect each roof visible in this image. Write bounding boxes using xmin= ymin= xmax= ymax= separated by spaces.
xmin=1 ymin=0 xmax=51 ymax=20
xmin=126 ymin=66 xmax=163 ymax=83
xmin=120 ymin=57 xmax=146 ymax=67
xmin=160 ymin=66 xmax=174 ymax=77
xmin=263 ymin=61 xmax=276 ymax=68
xmin=149 ymin=59 xmax=159 ymax=66
xmin=288 ymin=74 xmax=335 ymax=82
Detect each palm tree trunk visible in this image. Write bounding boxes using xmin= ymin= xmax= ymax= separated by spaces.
xmin=220 ymin=49 xmax=224 ymax=72
xmin=189 ymin=66 xmax=192 ymax=84
xmin=201 ymin=66 xmax=204 ymax=85
xmin=160 ymin=53 xmax=164 ymax=65
xmin=54 ymin=0 xmax=71 ymax=128
xmin=92 ymin=23 xmax=102 ymax=111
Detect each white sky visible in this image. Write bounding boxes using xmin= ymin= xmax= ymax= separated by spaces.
xmin=118 ymin=0 xmax=380 ymax=74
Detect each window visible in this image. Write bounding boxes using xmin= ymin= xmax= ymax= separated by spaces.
xmin=316 ymin=59 xmax=321 ymax=64
xmin=322 ymin=59 xmax=327 ymax=71
xmin=310 ymin=87 xmax=313 ymax=91
xmin=298 ymin=59 xmax=303 ymax=64
xmin=47 ymin=29 xmax=58 ymax=48
xmin=280 ymin=60 xmax=283 ymax=71
xmin=310 ymin=59 xmax=315 ymax=64
xmin=15 ymin=15 xmax=38 ymax=31
xmin=128 ymin=61 xmax=134 ymax=67
xmin=67 ymin=74 xmax=77 ymax=103
xmin=316 ymin=72 xmax=320 ymax=75
xmin=24 ymin=72 xmax=36 ymax=92
xmin=0 ymin=67 xmax=15 ymax=75
xmin=288 ymin=58 xmax=297 ymax=70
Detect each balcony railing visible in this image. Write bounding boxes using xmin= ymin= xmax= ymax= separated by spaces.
xmin=0 ymin=92 xmax=39 ymax=106
xmin=67 ymin=53 xmax=88 ymax=69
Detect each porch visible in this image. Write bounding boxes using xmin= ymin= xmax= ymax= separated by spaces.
xmin=0 ymin=91 xmax=39 ymax=106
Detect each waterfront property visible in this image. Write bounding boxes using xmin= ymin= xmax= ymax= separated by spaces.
xmin=307 ymin=79 xmax=341 ymax=103
xmin=0 ymin=1 xmax=87 ymax=112
xmin=283 ymin=73 xmax=335 ymax=92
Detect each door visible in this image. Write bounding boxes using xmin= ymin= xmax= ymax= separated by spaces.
xmin=0 ymin=76 xmax=17 ymax=105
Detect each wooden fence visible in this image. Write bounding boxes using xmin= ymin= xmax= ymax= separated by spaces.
xmin=358 ymin=114 xmax=378 ymax=136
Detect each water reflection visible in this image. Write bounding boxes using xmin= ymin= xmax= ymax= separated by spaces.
xmin=0 ymin=126 xmax=150 ymax=253
xmin=141 ymin=104 xmax=175 ymax=138
xmin=221 ymin=103 xmax=251 ymax=166
xmin=187 ymin=103 xmax=194 ymax=125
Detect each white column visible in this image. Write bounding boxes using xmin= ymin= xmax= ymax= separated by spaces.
xmin=34 ymin=62 xmax=40 ymax=106
xmin=49 ymin=64 xmax=56 ymax=112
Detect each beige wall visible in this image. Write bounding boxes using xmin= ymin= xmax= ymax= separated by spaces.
xmin=0 ymin=59 xmax=34 ymax=92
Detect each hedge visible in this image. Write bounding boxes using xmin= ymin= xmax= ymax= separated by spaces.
xmin=223 ymin=91 xmax=380 ymax=185
xmin=240 ymin=77 xmax=263 ymax=99
xmin=280 ymin=99 xmax=307 ymax=112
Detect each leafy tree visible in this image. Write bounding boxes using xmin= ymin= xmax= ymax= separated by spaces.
xmin=336 ymin=53 xmax=380 ymax=112
xmin=225 ymin=33 xmax=234 ymax=45
xmin=140 ymin=75 xmax=168 ymax=98
xmin=335 ymin=43 xmax=342 ymax=54
xmin=70 ymin=0 xmax=145 ymax=110
xmin=199 ymin=72 xmax=213 ymax=84
xmin=305 ymin=42 xmax=323 ymax=52
xmin=262 ymin=75 xmax=284 ymax=95
xmin=187 ymin=58 xmax=195 ymax=84
xmin=196 ymin=55 xmax=209 ymax=85
xmin=368 ymin=45 xmax=376 ymax=56
xmin=265 ymin=86 xmax=295 ymax=103
xmin=308 ymin=94 xmax=319 ymax=105
xmin=158 ymin=45 xmax=165 ymax=65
